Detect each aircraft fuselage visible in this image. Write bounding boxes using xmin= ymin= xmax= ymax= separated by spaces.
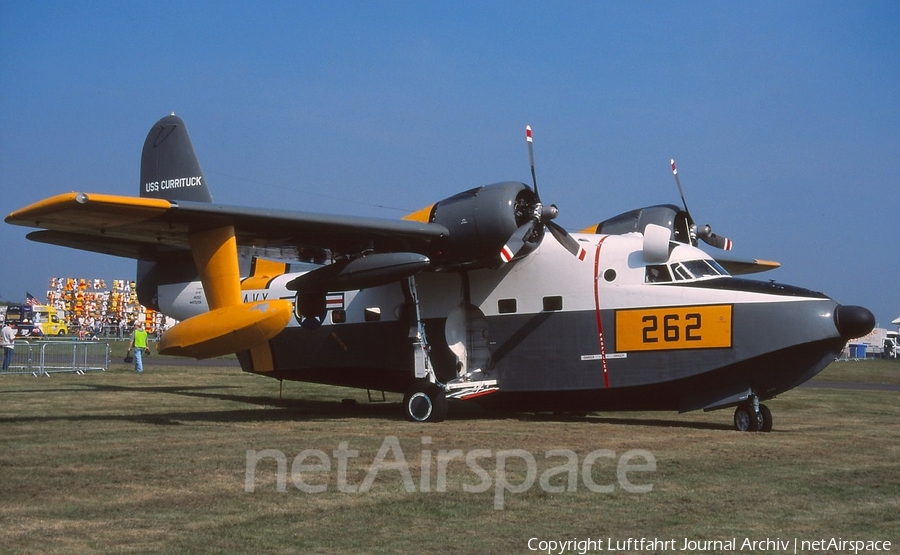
xmin=156 ymin=231 xmax=851 ymax=414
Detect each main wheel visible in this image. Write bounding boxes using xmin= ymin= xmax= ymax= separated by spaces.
xmin=758 ymin=404 xmax=773 ymax=432
xmin=402 ymin=382 xmax=447 ymax=423
xmin=733 ymin=404 xmax=760 ymax=432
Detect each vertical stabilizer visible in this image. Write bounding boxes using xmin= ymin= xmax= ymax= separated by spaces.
xmin=140 ymin=114 xmax=212 ymax=203
xmin=136 ymin=113 xmax=211 ymax=308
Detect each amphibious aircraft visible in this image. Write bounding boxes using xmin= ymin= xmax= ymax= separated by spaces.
xmin=6 ymin=114 xmax=875 ymax=431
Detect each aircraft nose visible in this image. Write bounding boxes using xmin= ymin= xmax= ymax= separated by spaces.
xmin=833 ymin=305 xmax=876 ymax=340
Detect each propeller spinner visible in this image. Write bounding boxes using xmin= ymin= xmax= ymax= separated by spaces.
xmin=670 ymin=159 xmax=733 ymax=251
xmin=500 ymin=126 xmax=587 ymax=263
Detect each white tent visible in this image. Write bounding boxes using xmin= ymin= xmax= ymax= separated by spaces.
xmin=892 ymin=316 xmax=900 ymax=326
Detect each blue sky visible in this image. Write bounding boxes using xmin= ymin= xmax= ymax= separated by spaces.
xmin=2 ymin=1 xmax=898 ymax=327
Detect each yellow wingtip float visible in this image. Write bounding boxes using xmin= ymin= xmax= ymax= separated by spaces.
xmin=159 ymin=224 xmax=292 ymax=362
xmin=157 ymin=299 xmax=292 ymax=360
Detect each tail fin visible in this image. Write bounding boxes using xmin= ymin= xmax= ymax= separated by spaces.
xmin=136 ymin=113 xmax=213 ymax=309
xmin=140 ymin=113 xmax=212 ymax=203
xmin=138 ymin=114 xmax=239 ymax=311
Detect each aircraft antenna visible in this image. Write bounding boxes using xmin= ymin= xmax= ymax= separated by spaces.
xmin=526 ymin=126 xmax=539 ymax=199
xmin=670 ymin=159 xmax=690 ymax=214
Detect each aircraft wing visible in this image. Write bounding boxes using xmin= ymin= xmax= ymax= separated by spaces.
xmin=5 ymin=192 xmax=449 ymax=261
xmin=714 ymin=255 xmax=780 ymax=276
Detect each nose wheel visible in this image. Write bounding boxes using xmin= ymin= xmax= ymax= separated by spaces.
xmin=733 ymin=402 xmax=772 ymax=432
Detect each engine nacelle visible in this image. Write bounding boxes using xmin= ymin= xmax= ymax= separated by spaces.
xmin=581 ymin=204 xmax=693 ymax=246
xmin=405 ymin=182 xmax=539 ymax=268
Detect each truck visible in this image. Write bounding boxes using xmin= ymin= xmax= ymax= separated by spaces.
xmin=885 ymin=330 xmax=899 ymax=359
xmin=851 ymin=327 xmax=899 ymax=359
xmin=4 ymin=305 xmax=69 ymax=337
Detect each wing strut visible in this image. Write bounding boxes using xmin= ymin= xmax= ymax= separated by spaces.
xmin=405 ymin=275 xmax=435 ymax=382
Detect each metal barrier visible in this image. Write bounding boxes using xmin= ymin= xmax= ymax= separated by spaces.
xmin=1 ymin=341 xmax=110 ymax=376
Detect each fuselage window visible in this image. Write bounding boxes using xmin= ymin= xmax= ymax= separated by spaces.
xmin=364 ymin=307 xmax=381 ymax=322
xmin=498 ymin=299 xmax=517 ymax=314
xmin=331 ymin=309 xmax=346 ymax=324
xmin=543 ymin=296 xmax=563 ymax=311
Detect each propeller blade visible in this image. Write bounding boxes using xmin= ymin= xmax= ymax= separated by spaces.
xmin=670 ymin=159 xmax=733 ymax=251
xmin=526 ymin=125 xmax=539 ymax=201
xmin=700 ymin=231 xmax=733 ymax=251
xmin=670 ymin=159 xmax=690 ymax=214
xmin=500 ymin=220 xmax=537 ymax=263
xmin=695 ymin=224 xmax=734 ymax=250
xmin=547 ymin=221 xmax=588 ymax=261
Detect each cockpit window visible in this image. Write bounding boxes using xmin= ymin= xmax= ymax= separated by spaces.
xmin=681 ymin=259 xmax=721 ymax=279
xmin=706 ymin=259 xmax=729 ymax=276
xmin=645 ymin=264 xmax=673 ymax=283
xmin=646 ymin=259 xmax=729 ymax=284
xmin=672 ymin=263 xmax=692 ymax=280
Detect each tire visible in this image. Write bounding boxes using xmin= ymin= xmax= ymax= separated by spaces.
xmin=758 ymin=404 xmax=773 ymax=432
xmin=402 ymin=382 xmax=447 ymax=423
xmin=733 ymin=404 xmax=759 ymax=432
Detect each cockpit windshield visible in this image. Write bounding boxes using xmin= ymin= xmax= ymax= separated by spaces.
xmin=645 ymin=259 xmax=729 ymax=283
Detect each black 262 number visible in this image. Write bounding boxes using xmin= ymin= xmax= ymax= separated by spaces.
xmin=641 ymin=313 xmax=702 ymax=343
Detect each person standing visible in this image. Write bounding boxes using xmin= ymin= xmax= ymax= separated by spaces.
xmin=130 ymin=323 xmax=149 ymax=373
xmin=2 ymin=322 xmax=16 ymax=371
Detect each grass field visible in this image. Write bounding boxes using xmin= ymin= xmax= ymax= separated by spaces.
xmin=1 ymin=347 xmax=898 ymax=554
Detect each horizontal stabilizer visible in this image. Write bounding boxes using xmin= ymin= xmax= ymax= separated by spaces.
xmin=158 ymin=299 xmax=292 ymax=359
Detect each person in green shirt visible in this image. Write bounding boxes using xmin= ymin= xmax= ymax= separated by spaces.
xmin=130 ymin=323 xmax=149 ymax=373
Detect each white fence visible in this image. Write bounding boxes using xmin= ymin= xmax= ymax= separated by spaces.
xmin=1 ymin=341 xmax=110 ymax=376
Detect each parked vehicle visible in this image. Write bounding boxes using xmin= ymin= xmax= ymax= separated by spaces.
xmin=4 ymin=305 xmax=69 ymax=336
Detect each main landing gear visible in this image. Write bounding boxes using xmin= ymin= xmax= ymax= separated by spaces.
xmin=403 ymin=276 xmax=499 ymax=422
xmin=403 ymin=380 xmax=448 ymax=423
xmin=401 ymin=276 xmax=448 ymax=423
xmin=733 ymin=398 xmax=773 ymax=432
